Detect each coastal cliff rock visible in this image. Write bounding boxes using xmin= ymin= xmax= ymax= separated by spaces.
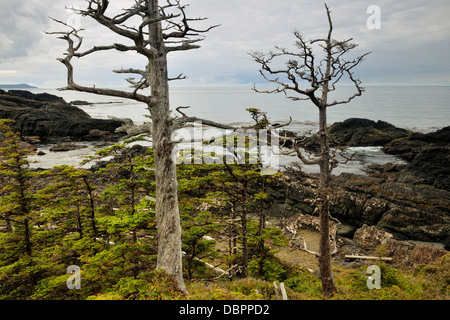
xmin=0 ymin=90 xmax=124 ymax=140
xmin=267 ymin=167 xmax=450 ymax=247
xmin=328 ymin=118 xmax=409 ymax=147
xmin=349 ymin=225 xmax=448 ymax=268
xmin=383 ymin=127 xmax=450 ymax=190
xmin=284 ymin=118 xmax=410 ymax=150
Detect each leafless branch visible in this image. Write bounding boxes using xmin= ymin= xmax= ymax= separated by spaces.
xmin=298 ymin=236 xmax=320 ymax=257
xmin=49 ymin=0 xmax=219 ymax=100
xmin=75 ymin=43 xmax=138 ymax=58
xmin=173 ymin=106 xmax=242 ymax=131
xmin=249 ymin=8 xmax=370 ymax=110
xmin=49 ymin=18 xmax=151 ymax=104
xmin=168 ymin=73 xmax=187 ymax=81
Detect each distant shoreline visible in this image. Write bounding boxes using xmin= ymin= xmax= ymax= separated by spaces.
xmin=0 ymin=84 xmax=37 ymax=89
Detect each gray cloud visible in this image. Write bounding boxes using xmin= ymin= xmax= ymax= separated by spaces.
xmin=0 ymin=0 xmax=53 ymax=59
xmin=1 ymin=0 xmax=449 ymax=87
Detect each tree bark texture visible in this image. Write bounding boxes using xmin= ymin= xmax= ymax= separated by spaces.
xmin=146 ymin=0 xmax=186 ymax=293
xmin=317 ymin=106 xmax=337 ymax=295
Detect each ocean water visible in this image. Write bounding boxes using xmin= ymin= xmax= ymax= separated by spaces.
xmin=29 ymin=85 xmax=450 ymax=132
xmin=24 ymin=86 xmax=449 ymax=171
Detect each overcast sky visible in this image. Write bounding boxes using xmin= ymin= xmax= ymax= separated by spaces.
xmin=0 ymin=0 xmax=449 ymax=88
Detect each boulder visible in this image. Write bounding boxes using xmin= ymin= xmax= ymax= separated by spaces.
xmin=50 ymin=143 xmax=88 ymax=152
xmin=350 ymin=225 xmax=448 ymax=269
xmin=110 ymin=116 xmax=152 ymax=138
xmin=384 ymin=127 xmax=450 ymax=190
xmin=353 ymin=224 xmax=393 ymax=249
xmin=328 ymin=118 xmax=409 ymax=147
xmin=377 ymin=206 xmax=449 ymax=242
xmin=387 ymin=242 xmax=448 ymax=269
xmin=280 ymin=118 xmax=410 ymax=150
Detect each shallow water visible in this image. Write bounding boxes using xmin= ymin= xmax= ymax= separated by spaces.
xmin=29 ymin=86 xmax=450 ymax=133
xmin=28 ymin=133 xmax=406 ymax=176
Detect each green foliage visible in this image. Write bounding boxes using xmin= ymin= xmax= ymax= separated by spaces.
xmin=0 ymin=121 xmax=448 ymax=300
xmin=177 ymin=161 xmax=277 ymax=280
xmin=181 ymin=211 xmax=218 ymax=279
xmin=248 ymin=253 xmax=286 ymax=282
xmin=187 ymin=279 xmax=267 ymax=300
xmin=0 ymin=120 xmax=44 ymax=257
xmin=413 ymin=254 xmax=450 ymax=298
xmin=258 ymin=227 xmax=289 ymax=247
xmin=0 ymin=135 xmax=160 ymax=300
xmin=284 ymin=269 xmax=323 ymax=296
xmin=100 ymin=270 xmax=183 ymax=300
xmin=333 ymin=262 xmax=429 ymax=300
xmin=246 ymin=108 xmax=269 ymax=129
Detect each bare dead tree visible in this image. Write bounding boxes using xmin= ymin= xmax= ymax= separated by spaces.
xmin=48 ymin=0 xmax=219 ymax=294
xmin=249 ymin=3 xmax=370 ymax=296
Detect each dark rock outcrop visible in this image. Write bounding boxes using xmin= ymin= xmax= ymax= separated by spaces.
xmin=383 ymin=126 xmax=450 ymax=159
xmin=328 ymin=118 xmax=409 ymax=147
xmin=0 ymin=90 xmax=124 ymax=141
xmin=281 ymin=119 xmax=450 ymax=191
xmin=287 ymin=118 xmax=411 ymax=150
xmin=49 ymin=143 xmax=88 ymax=152
xmin=267 ymin=168 xmax=450 ymax=247
xmin=383 ymin=127 xmax=450 ymax=190
xmin=349 ymin=225 xmax=448 ymax=269
xmin=332 ymin=173 xmax=449 ymax=244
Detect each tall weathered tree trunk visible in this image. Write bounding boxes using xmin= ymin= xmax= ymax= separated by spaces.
xmin=251 ymin=3 xmax=368 ymax=297
xmin=240 ymin=207 xmax=249 ymax=278
xmin=316 ymin=30 xmax=338 ymax=294
xmin=317 ymin=106 xmax=337 ymax=296
xmin=147 ymin=0 xmax=186 ymax=293
xmin=51 ymin=0 xmax=218 ymax=294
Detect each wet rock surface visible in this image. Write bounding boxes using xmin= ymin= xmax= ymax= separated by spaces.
xmin=383 ymin=127 xmax=450 ymax=190
xmin=0 ymin=90 xmax=125 ymax=141
xmin=328 ymin=118 xmax=410 ymax=147
xmin=344 ymin=225 xmax=448 ymax=269
xmin=267 ymin=158 xmax=450 ymax=248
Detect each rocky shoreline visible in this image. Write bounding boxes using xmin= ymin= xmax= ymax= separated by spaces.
xmin=282 ymin=117 xmax=450 ymax=190
xmin=1 ymin=90 xmax=449 ymax=257
xmin=0 ymin=89 xmax=125 ymax=143
xmin=272 ymin=117 xmax=450 ymax=256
